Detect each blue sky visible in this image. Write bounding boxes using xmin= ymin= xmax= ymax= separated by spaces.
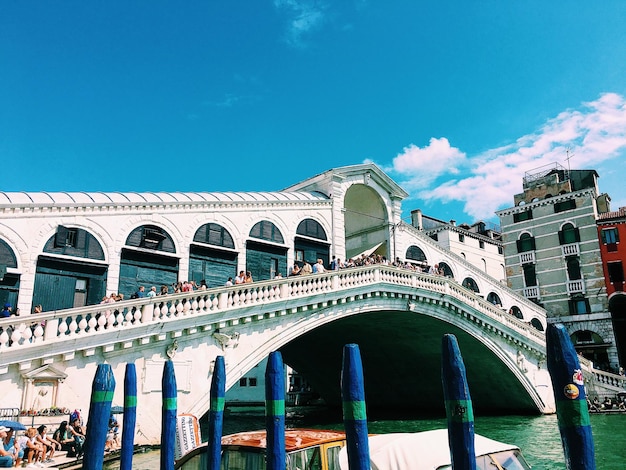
xmin=2 ymin=1 xmax=626 ymax=223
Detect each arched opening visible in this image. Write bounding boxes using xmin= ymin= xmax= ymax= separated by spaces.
xmin=530 ymin=318 xmax=544 ymax=331
xmin=343 ymin=184 xmax=388 ymax=261
xmin=294 ymin=219 xmax=330 ymax=269
xmin=571 ymin=330 xmax=612 ymax=370
xmin=189 ymin=223 xmax=238 ymax=289
xmin=247 ymin=221 xmax=288 ymax=281
xmin=0 ymin=239 xmax=20 ymax=309
xmin=509 ymin=306 xmax=523 ymax=319
xmin=486 ymin=292 xmax=502 ymax=307
xmin=34 ymin=227 xmax=108 ymax=311
xmin=119 ymin=225 xmax=178 ymax=300
xmin=405 ymin=245 xmax=427 ymax=269
xmin=438 ymin=262 xmax=454 ymax=279
xmin=462 ymin=277 xmax=480 ymax=293
xmin=609 ymin=292 xmax=626 ymax=369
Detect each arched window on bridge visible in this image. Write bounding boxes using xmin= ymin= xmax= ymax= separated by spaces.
xmin=438 ymin=262 xmax=454 ymax=279
xmin=248 ymin=221 xmax=287 ymax=281
xmin=530 ymin=318 xmax=544 ymax=331
xmin=405 ymin=245 xmax=427 ymax=269
xmin=508 ymin=305 xmax=523 ymax=319
xmin=0 ymin=238 xmax=20 ymax=310
xmin=119 ymin=225 xmax=179 ymax=301
xmin=487 ymin=292 xmax=502 ymax=306
xmin=34 ymin=227 xmax=108 ymax=311
xmin=462 ymin=277 xmax=479 ymax=293
xmin=294 ymin=219 xmax=329 ymax=268
xmin=190 ymin=223 xmax=238 ymax=288
xmin=517 ymin=233 xmax=535 ymax=253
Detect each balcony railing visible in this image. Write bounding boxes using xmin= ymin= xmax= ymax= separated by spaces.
xmin=519 ymin=251 xmax=536 ymax=265
xmin=567 ymin=279 xmax=586 ymax=294
xmin=561 ymin=243 xmax=580 ymax=257
xmin=523 ymin=286 xmax=540 ymax=299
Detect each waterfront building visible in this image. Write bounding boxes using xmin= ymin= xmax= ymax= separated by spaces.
xmin=410 ymin=209 xmax=506 ymax=286
xmin=496 ymin=163 xmax=618 ymax=371
xmin=596 ymin=206 xmax=626 ymax=367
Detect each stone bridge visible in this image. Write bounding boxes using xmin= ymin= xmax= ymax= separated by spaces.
xmin=1 ymin=264 xmax=564 ymax=443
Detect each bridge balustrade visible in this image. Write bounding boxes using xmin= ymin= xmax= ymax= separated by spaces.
xmin=0 ymin=265 xmax=547 ymax=365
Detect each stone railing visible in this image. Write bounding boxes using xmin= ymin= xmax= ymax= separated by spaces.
xmin=590 ymin=368 xmax=626 ymax=390
xmin=0 ymin=265 xmax=545 ymax=363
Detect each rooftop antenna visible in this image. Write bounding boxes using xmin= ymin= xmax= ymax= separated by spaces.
xmin=565 ymin=147 xmax=574 ymax=179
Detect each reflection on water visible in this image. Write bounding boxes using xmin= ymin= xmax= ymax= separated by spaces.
xmin=105 ymin=406 xmax=626 ymax=469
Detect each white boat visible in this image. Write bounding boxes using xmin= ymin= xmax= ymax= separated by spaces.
xmin=175 ymin=428 xmax=531 ymax=470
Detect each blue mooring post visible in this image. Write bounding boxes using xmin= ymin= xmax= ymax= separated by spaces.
xmin=82 ymin=363 xmax=116 ymax=470
xmin=206 ymin=356 xmax=226 ymax=470
xmin=161 ymin=360 xmax=177 ymax=470
xmin=341 ymin=343 xmax=370 ymax=470
xmin=265 ymin=351 xmax=286 ymax=470
xmin=120 ymin=363 xmax=137 ymax=470
xmin=441 ymin=334 xmax=476 ymax=470
xmin=546 ymin=323 xmax=596 ymax=469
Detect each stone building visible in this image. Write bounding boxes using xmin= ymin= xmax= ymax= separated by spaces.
xmin=497 ymin=163 xmax=618 ymax=371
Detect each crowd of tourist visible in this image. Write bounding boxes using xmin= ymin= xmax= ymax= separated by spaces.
xmin=0 ymin=413 xmax=121 ymax=468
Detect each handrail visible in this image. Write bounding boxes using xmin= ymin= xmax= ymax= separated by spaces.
xmin=0 ymin=265 xmax=545 ymax=363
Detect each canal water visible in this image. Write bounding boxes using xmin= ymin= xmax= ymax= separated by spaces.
xmin=105 ymin=406 xmax=626 ymax=469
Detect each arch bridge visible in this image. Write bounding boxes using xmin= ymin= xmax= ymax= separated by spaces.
xmin=2 ymin=265 xmax=561 ymax=444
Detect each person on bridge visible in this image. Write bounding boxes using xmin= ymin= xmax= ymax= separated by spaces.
xmin=147 ymin=286 xmax=157 ymax=298
xmin=313 ymin=259 xmax=325 ymax=273
xmin=235 ymin=271 xmax=246 ymax=284
xmin=244 ymin=271 xmax=253 ymax=283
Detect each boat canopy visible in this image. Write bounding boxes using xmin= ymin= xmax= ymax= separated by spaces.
xmin=339 ymin=429 xmax=523 ymax=470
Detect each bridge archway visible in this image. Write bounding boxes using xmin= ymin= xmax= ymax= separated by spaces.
xmin=119 ymin=225 xmax=178 ymax=299
xmin=344 ymin=184 xmax=389 ymax=260
xmin=0 ymin=239 xmax=20 ymax=309
xmin=33 ymin=227 xmax=108 ymax=310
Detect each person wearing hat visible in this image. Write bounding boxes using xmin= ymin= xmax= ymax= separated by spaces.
xmin=0 ymin=426 xmax=15 ymax=468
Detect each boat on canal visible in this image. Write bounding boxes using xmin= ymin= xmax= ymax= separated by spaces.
xmin=174 ymin=428 xmax=532 ymax=470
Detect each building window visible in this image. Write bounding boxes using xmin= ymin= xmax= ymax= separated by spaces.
xmin=239 ymin=378 xmax=247 ymax=387
xmin=554 ymin=199 xmax=576 ymax=213
xmin=566 ymin=257 xmax=582 ymax=281
xmin=569 ymin=295 xmax=590 ymax=315
xmin=601 ymin=228 xmax=619 ymax=244
xmin=498 ymin=246 xmax=503 ymax=255
xmin=479 ymin=240 xmax=485 ymax=249
xmin=559 ymin=223 xmax=580 ymax=244
xmin=513 ymin=210 xmax=533 ymax=223
xmin=523 ymin=264 xmax=537 ymax=287
xmin=248 ymin=378 xmax=258 ymax=387
xmin=608 ymin=261 xmax=624 ymax=284
xmin=458 ymin=233 xmax=465 ymax=243
xmin=517 ymin=233 xmax=536 ymax=253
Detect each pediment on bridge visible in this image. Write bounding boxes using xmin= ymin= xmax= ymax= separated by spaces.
xmin=285 ymin=163 xmax=409 ymax=201
xmin=22 ymin=364 xmax=68 ymax=381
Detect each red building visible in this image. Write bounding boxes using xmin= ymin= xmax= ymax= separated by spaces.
xmin=597 ymin=206 xmax=626 ymax=367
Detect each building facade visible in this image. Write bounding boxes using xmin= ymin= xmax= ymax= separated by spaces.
xmin=597 ymin=206 xmax=626 ymax=367
xmin=411 ymin=209 xmax=506 ymax=286
xmin=497 ymin=164 xmax=619 ymax=371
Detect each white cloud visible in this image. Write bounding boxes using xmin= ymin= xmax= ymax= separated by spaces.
xmin=274 ymin=0 xmax=327 ymax=47
xmin=392 ymin=137 xmax=466 ymax=189
xmin=392 ymin=93 xmax=626 ymax=220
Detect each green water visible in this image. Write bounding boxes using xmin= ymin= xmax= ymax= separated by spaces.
xmin=105 ymin=407 xmax=626 ymax=469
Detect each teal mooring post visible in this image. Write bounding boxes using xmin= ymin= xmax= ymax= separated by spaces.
xmin=265 ymin=351 xmax=286 ymax=470
xmin=83 ymin=364 xmax=116 ymax=470
xmin=207 ymin=355 xmax=226 ymax=470
xmin=546 ymin=323 xmax=596 ymax=469
xmin=441 ymin=334 xmax=476 ymax=470
xmin=341 ymin=343 xmax=370 ymax=470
